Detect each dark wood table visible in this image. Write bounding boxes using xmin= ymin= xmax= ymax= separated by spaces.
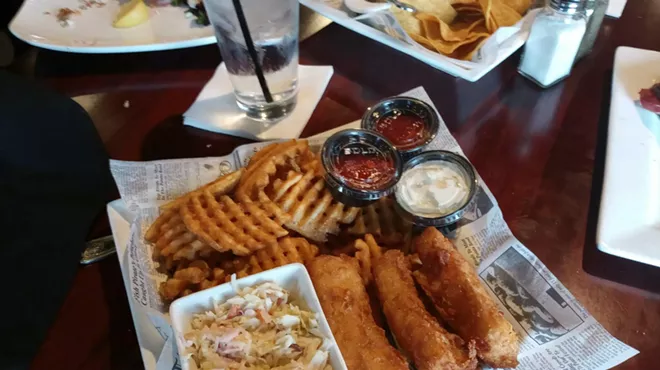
xmin=11 ymin=2 xmax=660 ymax=369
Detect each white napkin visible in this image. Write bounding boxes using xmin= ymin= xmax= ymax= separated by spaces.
xmin=184 ymin=63 xmax=333 ymax=141
xmin=606 ymin=0 xmax=626 ymax=18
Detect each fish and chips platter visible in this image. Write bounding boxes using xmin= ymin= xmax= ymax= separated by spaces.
xmin=299 ymin=0 xmax=538 ymax=81
xmin=108 ymin=87 xmax=638 ymax=369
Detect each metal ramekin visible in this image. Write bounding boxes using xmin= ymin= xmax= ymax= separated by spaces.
xmin=361 ymin=96 xmax=439 ymax=159
xmin=394 ymin=150 xmax=478 ymax=227
xmin=321 ymin=129 xmax=403 ymax=207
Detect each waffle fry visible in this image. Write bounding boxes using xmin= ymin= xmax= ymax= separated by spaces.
xmin=354 ymin=234 xmax=384 ymax=285
xmin=181 ymin=190 xmax=289 ymax=256
xmin=160 ymin=278 xmax=189 ymax=301
xmin=348 ymin=197 xmax=412 ymax=247
xmin=236 ymin=141 xmax=315 ymax=225
xmin=159 ymin=260 xmax=214 ymax=301
xmin=245 ymin=142 xmax=279 ymax=169
xmin=236 ymin=141 xmax=359 ymax=242
xmin=146 ymin=200 xmax=215 ymax=263
xmin=160 ymin=260 xmax=230 ymax=301
xmin=236 ymin=140 xmax=311 ymax=201
xmin=173 ymin=260 xmax=210 ymax=283
xmin=233 ymin=237 xmax=319 ymax=278
xmin=268 ymin=166 xmax=360 ymax=242
xmin=159 ymin=237 xmax=318 ymax=302
xmin=159 ymin=169 xmax=244 ymax=211
xmin=146 ymin=170 xmax=244 ymax=262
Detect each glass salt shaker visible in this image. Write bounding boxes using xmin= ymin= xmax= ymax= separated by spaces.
xmin=518 ymin=0 xmax=587 ymax=88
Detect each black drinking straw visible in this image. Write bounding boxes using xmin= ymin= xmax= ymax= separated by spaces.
xmin=232 ymin=0 xmax=273 ymax=103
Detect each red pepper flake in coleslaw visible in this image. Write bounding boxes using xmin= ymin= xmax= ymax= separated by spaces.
xmin=183 ymin=280 xmax=334 ymax=369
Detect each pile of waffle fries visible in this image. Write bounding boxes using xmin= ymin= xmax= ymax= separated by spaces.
xmin=145 ymin=140 xmax=412 ymax=302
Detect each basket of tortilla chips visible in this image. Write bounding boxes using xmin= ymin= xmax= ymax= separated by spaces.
xmin=392 ymin=0 xmax=532 ymax=60
xmin=299 ymin=0 xmax=537 ymax=81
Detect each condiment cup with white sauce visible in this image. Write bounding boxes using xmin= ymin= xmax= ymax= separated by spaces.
xmin=361 ymin=97 xmax=439 ymax=160
xmin=394 ymin=150 xmax=478 ymax=227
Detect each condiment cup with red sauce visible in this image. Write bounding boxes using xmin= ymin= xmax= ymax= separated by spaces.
xmin=321 ymin=129 xmax=402 ymax=207
xmin=361 ymin=97 xmax=439 ymax=159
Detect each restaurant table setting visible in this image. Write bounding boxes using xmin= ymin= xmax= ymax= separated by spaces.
xmin=5 ymin=0 xmax=659 ymax=368
xmin=108 ymin=86 xmax=638 ymax=369
xmin=9 ymin=0 xmax=627 ymax=80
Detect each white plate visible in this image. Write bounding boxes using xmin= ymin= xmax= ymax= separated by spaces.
xmin=169 ymin=263 xmax=348 ymax=370
xmin=597 ymin=46 xmax=660 ymax=267
xmin=9 ymin=0 xmax=215 ymax=53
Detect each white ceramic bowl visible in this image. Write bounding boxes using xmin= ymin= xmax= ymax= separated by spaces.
xmin=169 ymin=263 xmax=348 ymax=370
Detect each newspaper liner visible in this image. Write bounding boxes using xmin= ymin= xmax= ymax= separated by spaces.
xmin=109 ymin=87 xmax=638 ymax=370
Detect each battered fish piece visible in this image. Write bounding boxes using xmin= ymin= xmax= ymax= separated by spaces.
xmin=307 ymin=255 xmax=408 ymax=370
xmin=373 ymin=250 xmax=478 ymax=370
xmin=413 ymin=227 xmax=520 ymax=368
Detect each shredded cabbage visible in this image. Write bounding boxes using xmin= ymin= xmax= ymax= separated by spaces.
xmin=183 ymin=281 xmax=334 ymax=370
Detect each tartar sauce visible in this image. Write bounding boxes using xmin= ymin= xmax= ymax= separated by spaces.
xmin=396 ymin=161 xmax=469 ymax=218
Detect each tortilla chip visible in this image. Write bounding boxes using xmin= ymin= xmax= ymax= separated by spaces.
xmin=412 ymin=21 xmax=488 ymax=55
xmin=392 ymin=0 xmax=497 ymax=60
xmin=406 ymin=0 xmax=457 ymax=23
xmin=489 ymin=0 xmax=522 ymax=30
xmin=477 ymin=0 xmax=493 ymax=19
xmin=453 ymin=3 xmax=484 ymax=14
xmin=417 ymin=13 xmax=487 ymax=42
xmin=502 ymin=0 xmax=532 ymax=14
xmin=392 ymin=6 xmax=421 ymax=35
xmin=411 ymin=33 xmax=471 ymax=55
xmin=448 ymin=35 xmax=489 ymax=60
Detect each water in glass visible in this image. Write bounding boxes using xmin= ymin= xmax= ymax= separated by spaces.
xmin=204 ymin=0 xmax=299 ymax=120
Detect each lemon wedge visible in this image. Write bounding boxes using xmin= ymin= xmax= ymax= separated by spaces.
xmin=113 ymin=0 xmax=150 ymax=28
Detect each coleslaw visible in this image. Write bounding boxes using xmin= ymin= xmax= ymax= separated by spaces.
xmin=182 ymin=280 xmax=334 ymax=369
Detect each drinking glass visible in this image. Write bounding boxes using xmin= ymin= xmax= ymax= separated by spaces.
xmin=203 ymin=0 xmax=299 ymax=120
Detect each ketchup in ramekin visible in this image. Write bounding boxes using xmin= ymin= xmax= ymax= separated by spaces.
xmin=334 ymin=154 xmax=395 ymax=191
xmin=362 ymin=97 xmax=439 ymax=159
xmin=321 ymin=129 xmax=402 ymax=207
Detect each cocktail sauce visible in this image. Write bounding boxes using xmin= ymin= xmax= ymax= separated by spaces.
xmin=361 ymin=97 xmax=439 ymax=158
xmin=335 ymin=154 xmax=395 ymax=190
xmin=321 ymin=129 xmax=402 ymax=206
xmin=374 ymin=110 xmax=426 ymax=150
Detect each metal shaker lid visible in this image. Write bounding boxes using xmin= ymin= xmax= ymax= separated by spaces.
xmin=550 ymin=0 xmax=586 ymax=13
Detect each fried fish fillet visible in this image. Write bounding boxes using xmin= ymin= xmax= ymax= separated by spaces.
xmin=373 ymin=250 xmax=478 ymax=370
xmin=413 ymin=227 xmax=520 ymax=368
xmin=307 ymin=255 xmax=408 ymax=370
